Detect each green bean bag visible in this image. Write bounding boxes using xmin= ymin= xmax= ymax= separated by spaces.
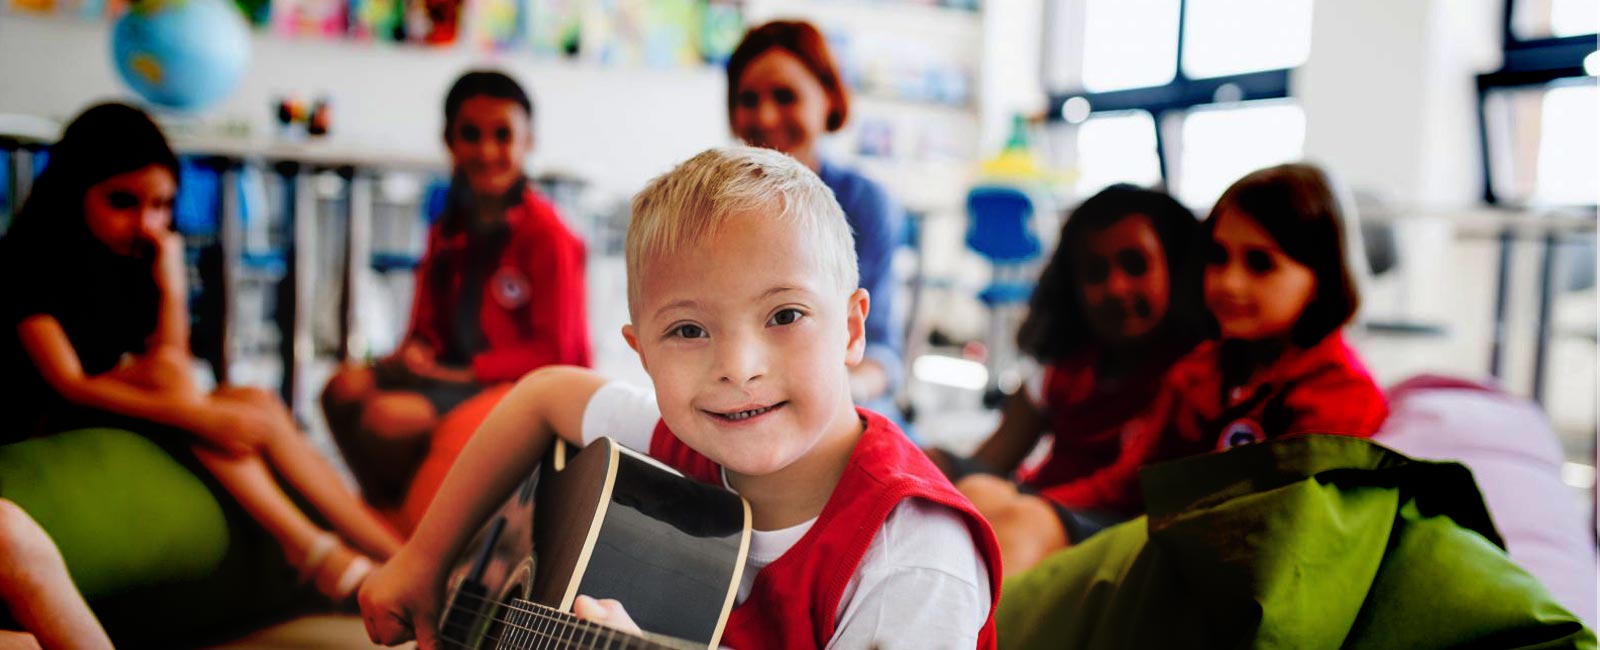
xmin=996 ymin=435 xmax=1594 ymax=650
xmin=0 ymin=428 xmax=303 ymax=647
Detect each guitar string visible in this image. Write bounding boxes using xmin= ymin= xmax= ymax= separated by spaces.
xmin=434 ymin=591 xmax=664 ymax=650
xmin=435 ymin=610 xmax=647 ymax=650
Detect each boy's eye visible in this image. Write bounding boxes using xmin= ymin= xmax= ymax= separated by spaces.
xmin=460 ymin=125 xmax=481 ymax=143
xmin=768 ymin=308 xmax=804 ymax=326
xmin=108 ymin=191 xmax=138 ymax=210
xmin=1115 ymin=250 xmax=1149 ymax=277
xmin=737 ymin=91 xmax=759 ymax=109
xmin=1081 ymin=257 xmax=1110 ymax=284
xmin=773 ymin=88 xmax=797 ymax=105
xmin=671 ymin=324 xmax=706 ymax=339
xmin=1244 ymin=250 xmax=1276 ymax=274
xmin=494 ymin=127 xmax=511 ymax=143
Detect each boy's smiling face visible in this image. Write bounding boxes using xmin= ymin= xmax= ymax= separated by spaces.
xmin=624 ymin=209 xmax=868 ymax=478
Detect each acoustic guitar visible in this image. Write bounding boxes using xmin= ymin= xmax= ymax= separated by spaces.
xmin=437 ymin=437 xmax=751 ymax=649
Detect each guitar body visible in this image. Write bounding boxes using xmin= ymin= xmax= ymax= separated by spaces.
xmin=440 ymin=437 xmax=751 ymax=650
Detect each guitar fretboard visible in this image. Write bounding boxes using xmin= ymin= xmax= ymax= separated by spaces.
xmin=491 ymin=599 xmax=695 ymax=650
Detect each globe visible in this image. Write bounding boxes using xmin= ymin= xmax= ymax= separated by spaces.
xmin=112 ymin=0 xmax=251 ymax=112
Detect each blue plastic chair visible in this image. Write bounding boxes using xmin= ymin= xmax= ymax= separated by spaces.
xmin=965 ymin=185 xmax=1042 ymax=307
xmin=964 ymin=184 xmax=1043 ymax=405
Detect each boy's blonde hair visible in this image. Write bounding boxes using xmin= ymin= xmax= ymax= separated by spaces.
xmin=626 ymin=146 xmax=858 ymax=316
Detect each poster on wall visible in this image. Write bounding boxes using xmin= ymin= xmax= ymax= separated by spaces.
xmin=528 ymin=0 xmax=581 ymax=57
xmin=586 ymin=0 xmax=699 ymax=68
xmin=701 ymin=0 xmax=740 ymax=64
xmin=470 ymin=0 xmax=526 ymax=49
xmin=234 ymin=0 xmax=269 ymax=26
xmin=7 ymin=0 xmax=126 ymax=19
xmin=272 ymin=0 xmax=346 ymax=38
xmin=349 ymin=0 xmax=402 ymax=40
xmin=404 ymin=0 xmax=461 ymax=45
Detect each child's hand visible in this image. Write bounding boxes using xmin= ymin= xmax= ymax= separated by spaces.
xmin=359 ymin=549 xmax=443 ymax=649
xmin=573 ymin=595 xmax=643 ymax=637
xmin=395 ymin=342 xmax=475 ymax=384
xmin=400 ymin=342 xmax=438 ymax=377
xmin=148 ymin=230 xmax=187 ymax=292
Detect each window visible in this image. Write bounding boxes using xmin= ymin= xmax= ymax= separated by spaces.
xmin=1476 ymin=0 xmax=1597 ymax=205
xmin=1176 ymin=101 xmax=1305 ymax=207
xmin=1485 ymin=81 xmax=1599 ymax=206
xmin=1533 ymin=84 xmax=1597 ymax=205
xmin=1044 ymin=0 xmax=1312 ymax=207
xmin=1081 ymin=0 xmax=1180 ymax=92
xmin=1074 ymin=110 xmax=1162 ymax=195
xmin=1512 ymin=0 xmax=1599 ymax=40
xmin=1182 ymin=0 xmax=1313 ymax=79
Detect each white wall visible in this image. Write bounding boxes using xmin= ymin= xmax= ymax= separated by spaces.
xmin=1294 ymin=0 xmax=1503 ymax=208
xmin=0 ymin=13 xmax=731 ymax=198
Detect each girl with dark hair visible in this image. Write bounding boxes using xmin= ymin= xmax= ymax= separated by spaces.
xmin=1159 ymin=162 xmax=1385 ymax=453
xmin=928 ymin=184 xmax=1199 ymax=576
xmin=321 ymin=70 xmax=591 ymax=518
xmin=0 ymin=103 xmax=400 ymax=602
xmin=725 ymin=20 xmax=904 ymax=409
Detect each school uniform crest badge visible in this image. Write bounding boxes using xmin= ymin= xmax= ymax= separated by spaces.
xmin=491 ymin=267 xmax=531 ymax=309
xmin=1218 ymin=419 xmax=1266 ymax=450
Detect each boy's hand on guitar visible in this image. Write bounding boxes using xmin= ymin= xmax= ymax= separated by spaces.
xmin=358 ymin=551 xmax=442 ymax=650
xmin=573 ymin=595 xmax=643 ymax=637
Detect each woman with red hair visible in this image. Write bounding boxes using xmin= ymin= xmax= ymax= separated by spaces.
xmin=725 ymin=21 xmax=905 ymax=413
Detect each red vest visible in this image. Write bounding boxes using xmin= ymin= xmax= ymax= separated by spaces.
xmin=648 ymin=408 xmax=1001 ymax=650
xmin=408 ymin=187 xmax=591 ymax=383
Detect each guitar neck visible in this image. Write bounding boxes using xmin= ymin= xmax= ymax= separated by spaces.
xmin=490 ymin=599 xmax=702 ymax=650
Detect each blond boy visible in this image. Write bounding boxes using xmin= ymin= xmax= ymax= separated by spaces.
xmin=360 ymin=146 xmax=1000 ymax=649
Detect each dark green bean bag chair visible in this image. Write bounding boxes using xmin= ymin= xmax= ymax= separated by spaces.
xmin=0 ymin=428 xmax=306 ymax=647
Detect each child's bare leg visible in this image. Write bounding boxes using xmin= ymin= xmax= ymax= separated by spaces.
xmin=988 ymin=494 xmax=1069 ymax=577
xmin=320 ymin=368 xmax=437 ymax=508
xmin=213 ymin=387 xmax=402 ymax=559
xmin=957 ymin=474 xmax=1019 ymax=520
xmin=352 ymin=392 xmax=438 ymax=502
xmin=189 ymin=448 xmax=371 ymax=597
xmin=112 ymin=344 xmax=201 ymax=396
xmin=958 ymin=475 xmax=1068 ymax=577
xmin=320 ymin=367 xmax=374 ymax=465
xmin=0 ymin=500 xmax=112 ymax=650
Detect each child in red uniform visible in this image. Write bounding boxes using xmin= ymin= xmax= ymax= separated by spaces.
xmin=930 ymin=185 xmax=1198 ymax=576
xmin=1161 ymin=163 xmax=1386 ymax=455
xmin=359 ymin=147 xmax=1001 ymax=649
xmin=322 ymin=70 xmax=591 ymax=512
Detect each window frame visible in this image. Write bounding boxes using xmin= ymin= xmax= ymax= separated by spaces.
xmin=1044 ymin=0 xmax=1296 ymax=185
xmin=1474 ymin=0 xmax=1597 ymax=205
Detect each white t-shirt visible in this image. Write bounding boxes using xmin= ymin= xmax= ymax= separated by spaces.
xmin=581 ymin=381 xmax=992 ymax=649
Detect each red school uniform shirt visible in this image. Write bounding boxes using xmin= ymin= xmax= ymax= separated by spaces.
xmin=648 ymin=408 xmax=1003 ymax=650
xmin=1018 ymin=351 xmax=1176 ymax=515
xmin=1161 ymin=332 xmax=1388 ymax=456
xmin=407 ymin=187 xmax=591 ymax=383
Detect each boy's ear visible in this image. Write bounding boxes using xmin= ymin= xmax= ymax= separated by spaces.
xmin=621 ymin=324 xmax=647 ymax=371
xmin=844 ymin=288 xmax=869 ymax=366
